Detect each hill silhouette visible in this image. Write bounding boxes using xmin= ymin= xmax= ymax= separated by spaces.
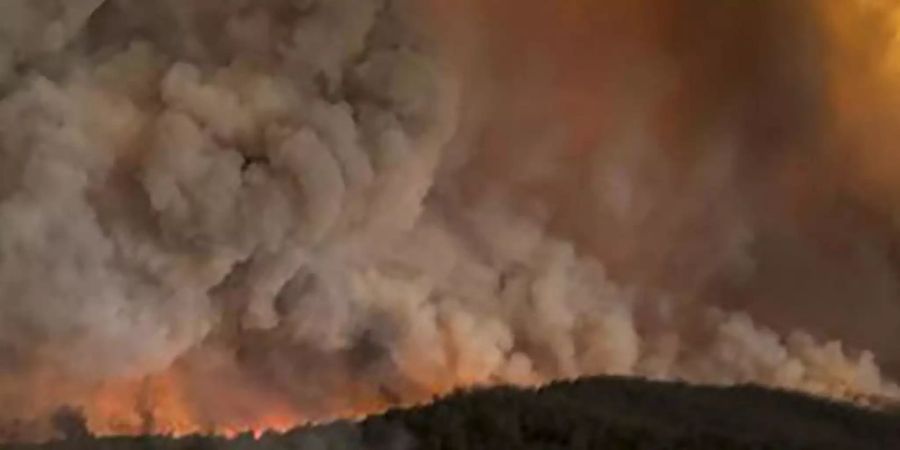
xmin=6 ymin=377 xmax=900 ymax=449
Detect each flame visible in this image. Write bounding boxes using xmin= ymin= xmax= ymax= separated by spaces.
xmin=64 ymin=354 xmax=524 ymax=439
xmin=68 ymin=367 xmax=300 ymax=438
xmin=83 ymin=370 xmax=208 ymax=436
xmin=70 ymin=368 xmax=429 ymax=438
xmin=42 ymin=349 xmax=888 ymax=440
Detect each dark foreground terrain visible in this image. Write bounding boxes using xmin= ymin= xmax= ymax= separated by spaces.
xmin=6 ymin=377 xmax=900 ymax=450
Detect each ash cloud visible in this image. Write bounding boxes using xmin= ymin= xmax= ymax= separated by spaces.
xmin=0 ymin=0 xmax=898 ymax=442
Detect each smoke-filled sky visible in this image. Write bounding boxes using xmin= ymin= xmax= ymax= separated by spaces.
xmin=1 ymin=0 xmax=900 ymax=441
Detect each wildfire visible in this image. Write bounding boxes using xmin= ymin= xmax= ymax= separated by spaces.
xmin=58 ymin=359 xmax=888 ymax=440
xmin=83 ymin=370 xmax=214 ymax=436
xmin=58 ymin=350 xmax=533 ymax=439
xmin=73 ymin=369 xmax=435 ymax=438
xmin=2 ymin=0 xmax=900 ymax=444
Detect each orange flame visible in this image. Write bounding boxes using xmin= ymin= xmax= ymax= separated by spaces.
xmin=70 ymin=367 xmax=449 ymax=438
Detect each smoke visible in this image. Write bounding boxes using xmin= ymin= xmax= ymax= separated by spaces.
xmin=0 ymin=0 xmax=898 ymax=442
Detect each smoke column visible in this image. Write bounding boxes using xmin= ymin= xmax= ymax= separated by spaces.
xmin=0 ymin=0 xmax=898 ymax=441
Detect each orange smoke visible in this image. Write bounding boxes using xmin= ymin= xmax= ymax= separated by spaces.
xmin=78 ymin=369 xmax=377 ymax=438
xmin=821 ymin=0 xmax=900 ymax=210
xmin=72 ymin=357 xmax=475 ymax=438
xmin=84 ymin=371 xmax=198 ymax=436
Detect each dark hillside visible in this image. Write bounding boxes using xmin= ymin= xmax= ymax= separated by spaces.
xmin=7 ymin=377 xmax=900 ymax=450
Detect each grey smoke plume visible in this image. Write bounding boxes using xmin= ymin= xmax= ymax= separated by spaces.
xmin=0 ymin=0 xmax=897 ymax=441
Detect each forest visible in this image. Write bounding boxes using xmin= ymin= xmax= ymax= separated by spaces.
xmin=5 ymin=376 xmax=899 ymax=450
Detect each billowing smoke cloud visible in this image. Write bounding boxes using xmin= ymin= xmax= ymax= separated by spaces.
xmin=0 ymin=0 xmax=898 ymax=442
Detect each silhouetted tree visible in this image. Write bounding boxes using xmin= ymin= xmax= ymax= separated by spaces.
xmin=50 ymin=407 xmax=89 ymax=441
xmin=6 ymin=377 xmax=900 ymax=450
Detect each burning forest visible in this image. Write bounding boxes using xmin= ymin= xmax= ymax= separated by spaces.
xmin=1 ymin=0 xmax=900 ymax=445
